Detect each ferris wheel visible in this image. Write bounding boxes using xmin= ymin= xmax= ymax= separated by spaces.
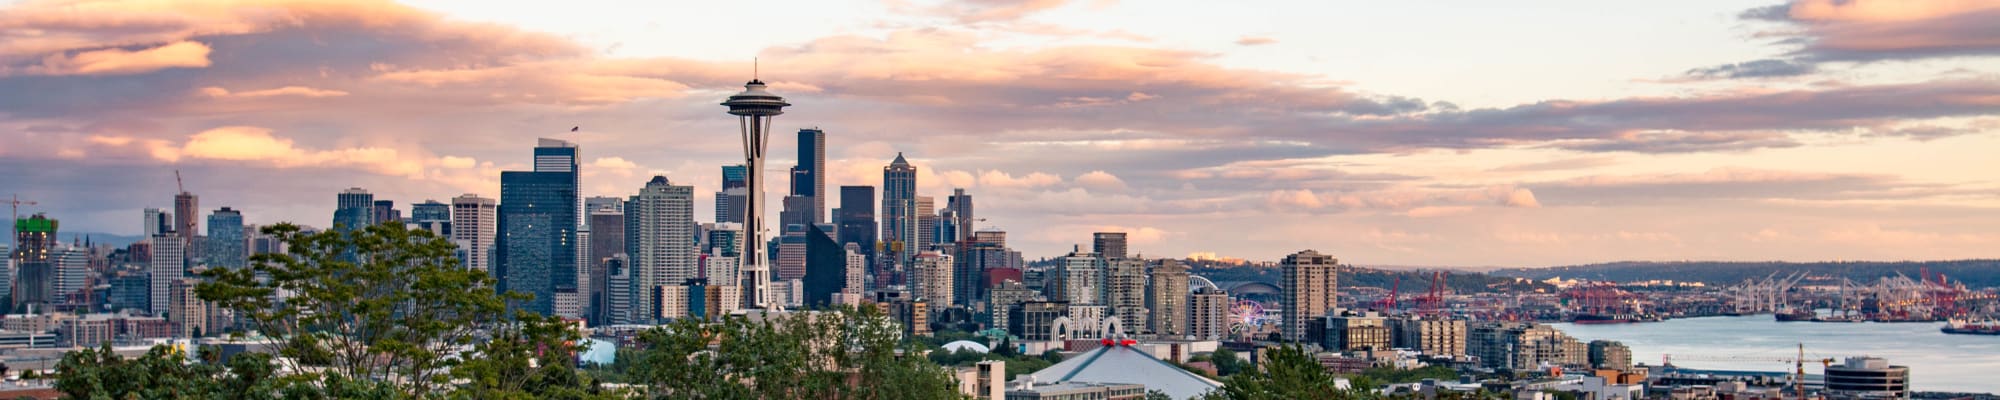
xmin=1231 ymin=300 xmax=1267 ymax=327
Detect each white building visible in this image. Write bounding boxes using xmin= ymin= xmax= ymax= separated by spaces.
xmin=450 ymin=194 xmax=495 ymax=271
xmin=627 ymin=176 xmax=696 ymax=323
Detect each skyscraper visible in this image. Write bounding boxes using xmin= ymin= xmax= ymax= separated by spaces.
xmin=802 ymin=224 xmax=845 ymax=308
xmin=451 ymin=194 xmax=496 ymax=271
xmin=1280 ymin=249 xmax=1339 ymax=343
xmin=143 ymin=208 xmax=171 ymax=237
xmin=54 ymin=247 xmax=89 ymax=301
xmin=1053 ymin=246 xmax=1102 ymax=305
xmin=11 ymin=214 xmax=58 ymax=311
xmin=881 ymin=154 xmax=917 ymax=268
xmin=206 ymin=207 xmax=246 ymax=270
xmin=960 ymin=229 xmax=1009 ymax=306
xmin=791 ymin=128 xmax=826 ymax=224
xmin=587 ymin=206 xmax=626 ymax=324
xmin=775 ymin=224 xmax=808 ymax=281
xmin=716 ymin=165 xmax=748 ymax=225
xmin=1092 ymin=232 xmax=1128 ymax=260
xmin=496 ymin=139 xmax=580 ymax=316
xmin=625 ymin=176 xmax=696 ymax=323
xmin=835 ymin=186 xmax=876 ymax=260
xmin=843 ymin=243 xmax=866 ymax=303
xmin=334 ymin=188 xmax=374 ymax=232
xmin=410 ymin=200 xmax=451 ymax=235
xmin=915 ymin=196 xmax=936 ymax=252
xmin=947 ymin=188 xmax=973 ymax=244
xmin=372 ymin=200 xmax=400 ymax=225
xmin=705 ymin=223 xmax=743 ymax=257
xmin=174 ymin=190 xmax=198 ymax=243
xmin=148 ymin=234 xmax=185 ymax=316
xmin=1149 ymin=259 xmax=1190 ymax=336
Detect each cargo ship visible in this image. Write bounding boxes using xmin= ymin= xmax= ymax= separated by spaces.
xmin=1774 ymin=306 xmax=1815 ymax=322
xmin=1571 ymin=313 xmax=1634 ymax=325
xmin=1941 ymin=318 xmax=2000 ymax=335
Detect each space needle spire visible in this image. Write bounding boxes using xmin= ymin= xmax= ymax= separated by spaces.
xmin=722 ymin=70 xmax=790 ymax=309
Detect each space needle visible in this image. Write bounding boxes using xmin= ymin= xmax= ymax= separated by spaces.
xmin=722 ymin=73 xmax=789 ymax=309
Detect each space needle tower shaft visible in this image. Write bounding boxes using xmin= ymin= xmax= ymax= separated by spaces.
xmin=722 ymin=73 xmax=790 ymax=309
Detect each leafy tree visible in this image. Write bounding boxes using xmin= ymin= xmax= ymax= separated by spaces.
xmin=627 ymin=305 xmax=967 ymax=399
xmin=198 ymin=223 xmax=517 ymax=397
xmin=1146 ymin=389 xmax=1175 ymax=400
xmin=54 ymin=345 xmax=289 ymax=399
xmin=1211 ymin=348 xmax=1245 ymax=376
xmin=1200 ymin=345 xmax=1379 ymax=400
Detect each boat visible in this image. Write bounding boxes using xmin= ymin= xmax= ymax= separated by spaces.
xmin=1572 ymin=313 xmax=1634 ymax=325
xmin=1775 ymin=306 xmax=1814 ymax=322
xmin=1941 ymin=318 xmax=2000 ymax=335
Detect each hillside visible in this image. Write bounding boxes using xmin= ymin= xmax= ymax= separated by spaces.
xmin=1490 ymin=260 xmax=2000 ymax=288
xmin=1189 ymin=264 xmax=1552 ymax=294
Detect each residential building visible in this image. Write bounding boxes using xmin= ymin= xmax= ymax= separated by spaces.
xmin=1390 ymin=315 xmax=1467 ymax=357
xmin=1105 ymin=258 xmax=1148 ymax=334
xmin=1325 ymin=310 xmax=1390 ymax=352
xmin=1589 ymin=340 xmax=1632 ymax=371
xmin=174 ymin=190 xmax=199 ymax=243
xmin=1092 ymin=232 xmax=1127 ymax=260
xmin=1051 ymin=247 xmax=1102 ymax=305
xmin=1467 ymin=322 xmax=1588 ymax=371
xmin=1148 ymin=259 xmax=1190 ymax=337
xmin=624 ymin=176 xmax=696 ymax=323
xmin=1280 ymin=250 xmax=1338 ymax=343
xmin=913 ymin=251 xmax=955 ymax=306
xmin=1189 ymin=287 xmax=1230 ymax=341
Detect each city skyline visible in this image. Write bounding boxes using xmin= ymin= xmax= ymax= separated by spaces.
xmin=3 ymin=0 xmax=1999 ymax=266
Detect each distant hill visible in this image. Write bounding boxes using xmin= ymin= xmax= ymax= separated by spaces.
xmin=1189 ymin=265 xmax=1553 ymax=294
xmin=1489 ymin=260 xmax=2000 ymax=289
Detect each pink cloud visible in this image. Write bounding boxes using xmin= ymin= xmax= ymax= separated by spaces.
xmin=19 ymin=41 xmax=211 ymax=76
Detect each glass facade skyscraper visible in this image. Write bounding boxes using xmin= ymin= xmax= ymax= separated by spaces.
xmin=496 ymin=139 xmax=580 ymax=316
xmin=207 ymin=207 xmax=246 ymax=270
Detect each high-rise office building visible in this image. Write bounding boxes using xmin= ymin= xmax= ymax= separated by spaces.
xmin=143 ymin=208 xmax=171 ymax=238
xmin=842 ymin=243 xmax=866 ymax=303
xmin=584 ymin=196 xmax=625 ymax=221
xmin=947 ymin=189 xmax=973 ymax=244
xmin=1092 ymin=232 xmax=1128 ymax=260
xmin=587 ymin=206 xmax=625 ymax=324
xmin=54 ymin=247 xmax=89 ymax=301
xmin=913 ymin=251 xmax=954 ymax=305
xmin=410 ymin=200 xmax=451 ymax=235
xmin=603 ymin=255 xmax=632 ymax=324
xmin=915 ymin=197 xmax=936 ymax=252
xmin=791 ymin=128 xmax=825 ymax=224
xmin=625 ymin=176 xmax=695 ymax=323
xmin=779 ymin=195 xmax=814 ymax=228
xmin=705 ymin=223 xmax=743 ymax=257
xmin=334 ymin=188 xmax=374 ymax=232
xmin=1824 ymin=357 xmax=1911 ymax=400
xmin=1280 ymin=249 xmax=1338 ymax=342
xmin=174 ymin=190 xmax=198 ymax=243
xmin=496 ymin=139 xmax=580 ymax=316
xmin=451 ymin=194 xmax=496 ymax=271
xmin=776 ymin=224 xmax=808 ymax=281
xmin=958 ymin=229 xmax=1008 ymax=307
xmin=1149 ymin=259 xmax=1190 ymax=336
xmin=1106 ymin=258 xmax=1148 ymax=333
xmin=206 ymin=208 xmax=246 ymax=270
xmin=802 ymin=224 xmax=845 ymax=308
xmin=881 ymin=154 xmax=917 ymax=267
xmin=716 ymin=165 xmax=748 ymax=225
xmin=1325 ymin=310 xmax=1390 ymax=352
xmin=11 ymin=214 xmax=58 ymax=311
xmin=148 ymin=234 xmax=185 ymax=316
xmin=835 ymin=185 xmax=876 ymax=259
xmin=372 ymin=200 xmax=400 ymax=225
xmin=1189 ymin=287 xmax=1231 ymax=341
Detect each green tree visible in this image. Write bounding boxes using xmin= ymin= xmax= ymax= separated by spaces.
xmin=198 ymin=223 xmax=517 ymax=397
xmin=1211 ymin=348 xmax=1244 ymax=376
xmin=627 ymin=305 xmax=967 ymax=399
xmin=1200 ymin=345 xmax=1379 ymax=400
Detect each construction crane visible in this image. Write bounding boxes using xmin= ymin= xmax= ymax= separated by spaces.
xmin=6 ymin=194 xmax=35 ymax=222
xmin=1664 ymin=343 xmax=1833 ymax=400
xmin=175 ymin=170 xmax=196 ymax=235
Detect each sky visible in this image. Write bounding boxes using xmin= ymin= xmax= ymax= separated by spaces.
xmin=1 ymin=0 xmax=1997 ymax=266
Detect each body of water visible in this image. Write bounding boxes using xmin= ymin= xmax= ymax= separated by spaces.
xmin=1553 ymin=315 xmax=2000 ymax=393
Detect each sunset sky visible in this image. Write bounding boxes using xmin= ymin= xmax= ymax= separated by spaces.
xmin=3 ymin=0 xmax=1997 ymax=266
